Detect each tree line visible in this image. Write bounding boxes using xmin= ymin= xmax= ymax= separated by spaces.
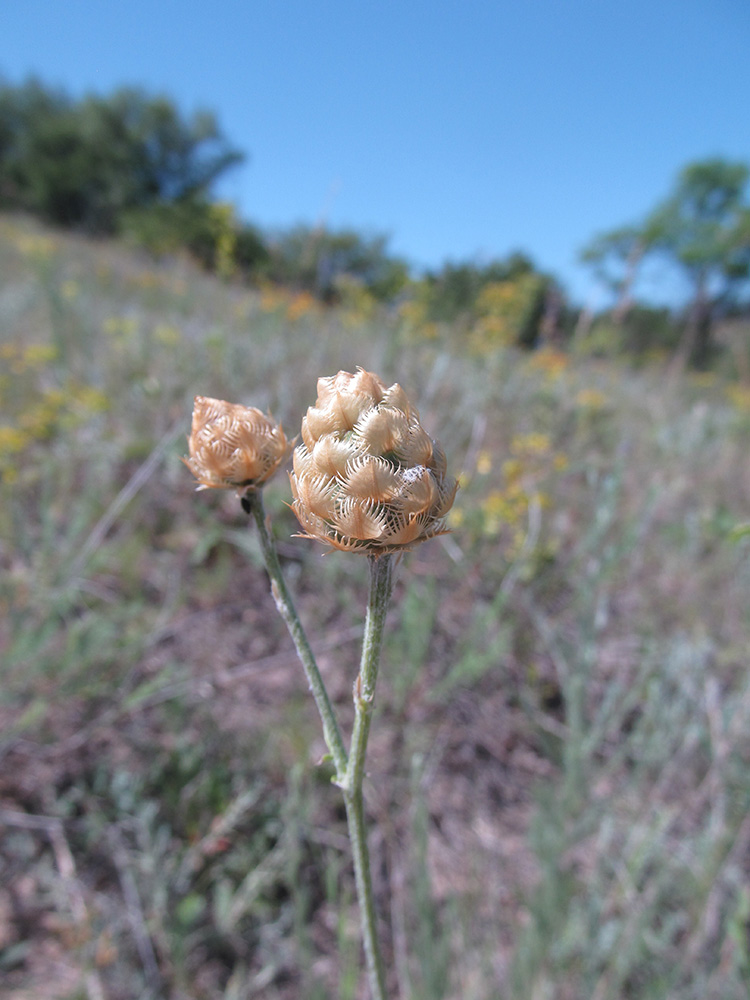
xmin=2 ymin=77 xmax=749 ymax=366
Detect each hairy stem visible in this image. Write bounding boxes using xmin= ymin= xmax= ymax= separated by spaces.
xmin=243 ymin=490 xmax=348 ymax=778
xmin=341 ymin=553 xmax=394 ymax=1000
xmin=247 ymin=494 xmax=392 ymax=999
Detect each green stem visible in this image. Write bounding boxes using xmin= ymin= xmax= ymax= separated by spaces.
xmin=243 ymin=489 xmax=348 ymax=778
xmin=341 ymin=553 xmax=394 ymax=1000
xmin=246 ymin=494 xmax=392 ymax=1000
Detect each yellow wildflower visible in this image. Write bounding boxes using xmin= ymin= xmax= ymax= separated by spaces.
xmin=726 ymin=384 xmax=750 ymax=413
xmin=154 ymin=323 xmax=181 ymax=346
xmin=0 ymin=426 xmax=29 ymax=454
xmin=476 ymin=451 xmax=492 ymax=475
xmin=574 ymin=388 xmax=608 ymax=410
xmin=511 ymin=432 xmax=551 ymax=456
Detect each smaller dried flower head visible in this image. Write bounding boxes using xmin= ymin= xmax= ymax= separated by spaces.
xmin=184 ymin=395 xmax=290 ymax=491
xmin=291 ymin=368 xmax=457 ymax=553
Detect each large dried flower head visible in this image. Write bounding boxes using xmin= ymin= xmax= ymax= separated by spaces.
xmin=184 ymin=395 xmax=290 ymax=491
xmin=290 ymin=368 xmax=457 ymax=553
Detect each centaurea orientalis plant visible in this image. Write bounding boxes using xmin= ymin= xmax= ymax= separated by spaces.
xmin=185 ymin=370 xmax=457 ymax=1000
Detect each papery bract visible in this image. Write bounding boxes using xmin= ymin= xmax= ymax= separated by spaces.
xmin=291 ymin=369 xmax=457 ymax=553
xmin=184 ymin=396 xmax=290 ymax=491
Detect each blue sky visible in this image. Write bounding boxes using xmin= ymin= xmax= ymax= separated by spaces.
xmin=3 ymin=0 xmax=749 ymax=304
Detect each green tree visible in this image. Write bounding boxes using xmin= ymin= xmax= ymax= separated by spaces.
xmin=647 ymin=158 xmax=750 ymax=367
xmin=119 ymin=199 xmax=269 ymax=277
xmin=422 ymin=252 xmax=537 ymax=323
xmin=264 ymin=226 xmax=409 ymax=302
xmin=0 ymin=78 xmax=243 ymax=233
xmin=581 ymin=158 xmax=750 ymax=367
xmin=579 ymin=225 xmax=650 ymax=324
xmin=416 ymin=253 xmax=564 ymax=348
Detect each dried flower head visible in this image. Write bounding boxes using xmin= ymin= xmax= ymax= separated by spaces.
xmin=290 ymin=369 xmax=457 ymax=553
xmin=184 ymin=395 xmax=290 ymax=491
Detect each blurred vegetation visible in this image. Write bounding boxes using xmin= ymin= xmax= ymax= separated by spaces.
xmin=1 ymin=76 xmax=750 ymax=997
xmin=261 ymin=226 xmax=410 ymax=304
xmin=1 ymin=213 xmax=749 ymax=999
xmin=6 ymin=76 xmax=749 ymax=370
xmin=581 ymin=158 xmax=750 ymax=369
xmin=0 ymin=78 xmax=243 ymax=232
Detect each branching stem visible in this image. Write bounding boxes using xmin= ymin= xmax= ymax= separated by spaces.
xmin=246 ymin=494 xmax=392 ymax=999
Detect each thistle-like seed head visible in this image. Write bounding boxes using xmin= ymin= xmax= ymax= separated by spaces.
xmin=290 ymin=369 xmax=457 ymax=553
xmin=184 ymin=395 xmax=291 ymax=491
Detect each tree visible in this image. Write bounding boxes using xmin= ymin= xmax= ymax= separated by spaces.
xmin=421 ymin=253 xmax=538 ymax=323
xmin=581 ymin=158 xmax=750 ymax=368
xmin=0 ymin=78 xmax=244 ymax=233
xmin=264 ymin=226 xmax=409 ymax=302
xmin=579 ymin=225 xmax=650 ymax=323
xmin=647 ymin=159 xmax=750 ymax=367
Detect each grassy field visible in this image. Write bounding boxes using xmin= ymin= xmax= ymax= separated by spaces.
xmin=1 ymin=212 xmax=750 ymax=1000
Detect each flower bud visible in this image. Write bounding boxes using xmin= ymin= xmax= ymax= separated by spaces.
xmin=184 ymin=395 xmax=290 ymax=491
xmin=291 ymin=369 xmax=457 ymax=553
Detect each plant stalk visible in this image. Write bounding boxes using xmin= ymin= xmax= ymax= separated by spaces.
xmin=341 ymin=553 xmax=394 ymax=1000
xmin=247 ymin=494 xmax=392 ymax=999
xmin=243 ymin=489 xmax=348 ymax=778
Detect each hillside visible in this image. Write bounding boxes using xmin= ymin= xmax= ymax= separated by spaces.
xmin=1 ymin=213 xmax=750 ymax=1000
